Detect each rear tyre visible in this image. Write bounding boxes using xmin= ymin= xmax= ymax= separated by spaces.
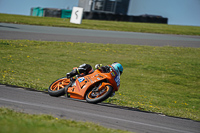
xmin=48 ymin=77 xmax=70 ymax=97
xmin=86 ymin=84 xmax=113 ymax=104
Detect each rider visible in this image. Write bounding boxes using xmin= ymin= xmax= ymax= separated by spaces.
xmin=66 ymin=62 xmax=123 ymax=79
xmin=66 ymin=62 xmax=123 ymax=97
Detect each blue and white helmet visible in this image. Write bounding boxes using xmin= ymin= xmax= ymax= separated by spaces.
xmin=111 ymin=62 xmax=123 ymax=75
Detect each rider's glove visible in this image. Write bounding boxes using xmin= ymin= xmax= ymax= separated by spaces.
xmin=95 ymin=64 xmax=103 ymax=70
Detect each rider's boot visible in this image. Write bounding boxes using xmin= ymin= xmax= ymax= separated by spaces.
xmin=66 ymin=69 xmax=78 ymax=79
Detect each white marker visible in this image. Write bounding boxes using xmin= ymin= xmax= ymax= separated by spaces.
xmin=70 ymin=7 xmax=84 ymax=24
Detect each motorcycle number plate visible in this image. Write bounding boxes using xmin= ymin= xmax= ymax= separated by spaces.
xmin=78 ymin=77 xmax=85 ymax=82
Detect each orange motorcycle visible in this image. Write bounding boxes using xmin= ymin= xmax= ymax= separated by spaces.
xmin=48 ymin=66 xmax=120 ymax=104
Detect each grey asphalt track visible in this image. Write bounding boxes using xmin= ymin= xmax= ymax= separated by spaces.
xmin=0 ymin=85 xmax=199 ymax=133
xmin=0 ymin=23 xmax=200 ymax=47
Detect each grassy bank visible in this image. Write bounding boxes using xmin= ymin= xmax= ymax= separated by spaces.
xmin=0 ymin=13 xmax=200 ymax=35
xmin=0 ymin=40 xmax=199 ymax=121
xmin=0 ymin=108 xmax=130 ymax=133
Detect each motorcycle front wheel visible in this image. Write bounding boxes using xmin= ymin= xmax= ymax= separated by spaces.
xmin=48 ymin=77 xmax=70 ymax=97
xmin=86 ymin=84 xmax=113 ymax=104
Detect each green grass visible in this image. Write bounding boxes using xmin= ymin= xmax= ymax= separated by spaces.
xmin=0 ymin=13 xmax=200 ymax=35
xmin=0 ymin=108 xmax=130 ymax=133
xmin=0 ymin=40 xmax=200 ymax=121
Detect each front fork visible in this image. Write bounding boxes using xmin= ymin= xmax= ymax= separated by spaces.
xmin=92 ymin=82 xmax=114 ymax=97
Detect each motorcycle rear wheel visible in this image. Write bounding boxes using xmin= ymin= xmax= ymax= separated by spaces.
xmin=48 ymin=77 xmax=69 ymax=97
xmin=86 ymin=85 xmax=113 ymax=104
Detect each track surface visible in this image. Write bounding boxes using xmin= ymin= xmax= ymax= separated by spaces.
xmin=0 ymin=23 xmax=200 ymax=132
xmin=0 ymin=85 xmax=199 ymax=133
xmin=0 ymin=23 xmax=200 ymax=47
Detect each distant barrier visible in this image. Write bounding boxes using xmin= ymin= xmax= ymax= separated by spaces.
xmin=83 ymin=12 xmax=168 ymax=24
xmin=31 ymin=7 xmax=72 ymax=19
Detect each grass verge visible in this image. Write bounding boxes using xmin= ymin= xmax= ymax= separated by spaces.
xmin=0 ymin=108 xmax=130 ymax=133
xmin=0 ymin=13 xmax=200 ymax=35
xmin=0 ymin=39 xmax=200 ymax=121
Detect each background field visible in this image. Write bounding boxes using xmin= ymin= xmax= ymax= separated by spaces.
xmin=0 ymin=13 xmax=200 ymax=36
xmin=0 ymin=40 xmax=199 ymax=121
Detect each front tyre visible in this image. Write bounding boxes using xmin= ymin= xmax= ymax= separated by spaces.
xmin=48 ymin=77 xmax=70 ymax=97
xmin=86 ymin=85 xmax=113 ymax=104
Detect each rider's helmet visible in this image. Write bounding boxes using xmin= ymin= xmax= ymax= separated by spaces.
xmin=111 ymin=62 xmax=123 ymax=75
